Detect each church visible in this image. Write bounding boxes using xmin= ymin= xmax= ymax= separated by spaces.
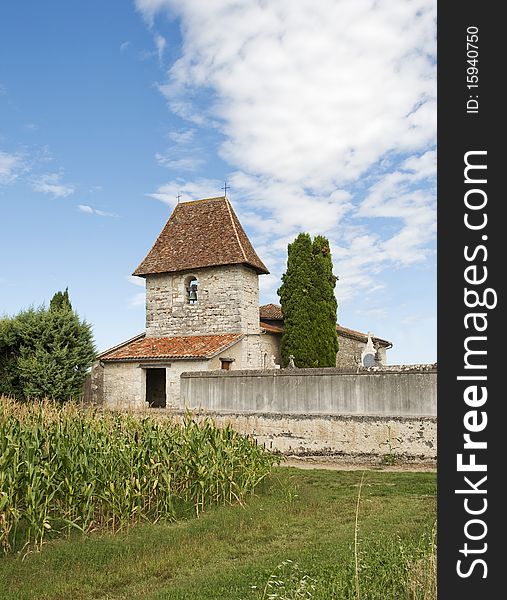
xmin=93 ymin=196 xmax=391 ymax=408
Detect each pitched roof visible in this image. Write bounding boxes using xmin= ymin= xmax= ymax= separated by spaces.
xmin=259 ymin=303 xmax=283 ymax=320
xmin=259 ymin=304 xmax=392 ymax=347
xmin=133 ymin=197 xmax=269 ymax=277
xmin=99 ymin=333 xmax=243 ymax=362
xmin=335 ymin=325 xmax=391 ymax=347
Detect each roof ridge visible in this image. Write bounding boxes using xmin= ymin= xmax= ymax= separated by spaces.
xmin=225 ymin=198 xmax=248 ymax=263
xmin=179 ymin=196 xmax=226 ymax=206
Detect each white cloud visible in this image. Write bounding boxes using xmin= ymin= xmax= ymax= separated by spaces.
xmin=155 ymin=153 xmax=202 ymax=171
xmin=120 ymin=41 xmax=131 ymax=52
xmin=127 ymin=275 xmax=145 ymax=287
xmin=154 ymin=33 xmax=166 ymax=62
xmin=0 ymin=151 xmax=25 ymax=184
xmin=129 ymin=292 xmax=146 ymax=308
xmin=137 ymin=0 xmax=436 ymax=305
xmin=141 ymin=0 xmax=435 ymax=184
xmin=78 ymin=204 xmax=118 ymax=217
xmin=127 ymin=275 xmax=146 ymax=308
xmin=136 ymin=0 xmax=174 ymax=26
xmin=95 ymin=209 xmax=118 ymax=217
xmin=32 ymin=173 xmax=74 ymax=197
xmin=146 ymin=177 xmax=223 ymax=206
xmin=167 ymin=129 xmax=195 ymax=144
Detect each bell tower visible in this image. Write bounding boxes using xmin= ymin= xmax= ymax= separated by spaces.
xmin=132 ymin=197 xmax=269 ymax=340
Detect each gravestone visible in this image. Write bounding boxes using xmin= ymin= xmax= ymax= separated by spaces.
xmin=361 ymin=333 xmax=376 ymax=367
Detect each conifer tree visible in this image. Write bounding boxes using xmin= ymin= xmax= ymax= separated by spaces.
xmin=277 ymin=233 xmax=338 ymax=367
xmin=0 ymin=290 xmax=96 ymax=401
xmin=49 ymin=287 xmax=72 ymax=312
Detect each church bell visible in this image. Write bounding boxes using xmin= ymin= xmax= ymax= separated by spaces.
xmin=189 ymin=281 xmax=198 ymax=303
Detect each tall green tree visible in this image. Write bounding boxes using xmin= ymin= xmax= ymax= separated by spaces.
xmin=0 ymin=290 xmax=96 ymax=401
xmin=277 ymin=233 xmax=338 ymax=367
xmin=49 ymin=287 xmax=72 ymax=312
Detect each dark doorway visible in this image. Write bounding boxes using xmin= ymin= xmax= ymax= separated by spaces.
xmin=146 ymin=368 xmax=166 ymax=408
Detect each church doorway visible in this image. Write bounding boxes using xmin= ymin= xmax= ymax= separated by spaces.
xmin=146 ymin=368 xmax=166 ymax=408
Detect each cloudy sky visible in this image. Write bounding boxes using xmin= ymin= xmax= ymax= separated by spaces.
xmin=0 ymin=0 xmax=436 ymax=364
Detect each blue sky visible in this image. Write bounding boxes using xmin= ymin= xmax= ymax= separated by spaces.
xmin=0 ymin=0 xmax=436 ymax=364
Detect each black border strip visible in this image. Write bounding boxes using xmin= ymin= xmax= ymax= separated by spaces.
xmin=438 ymin=2 xmax=502 ymax=596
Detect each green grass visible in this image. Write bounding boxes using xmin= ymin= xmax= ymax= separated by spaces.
xmin=0 ymin=468 xmax=436 ymax=600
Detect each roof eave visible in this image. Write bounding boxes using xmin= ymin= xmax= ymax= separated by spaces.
xmin=133 ymin=260 xmax=269 ymax=278
xmin=98 ymin=333 xmax=146 ymax=360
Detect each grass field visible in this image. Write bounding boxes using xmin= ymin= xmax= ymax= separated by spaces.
xmin=0 ymin=467 xmax=436 ymax=600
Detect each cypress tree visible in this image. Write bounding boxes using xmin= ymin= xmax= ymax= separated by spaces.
xmin=310 ymin=235 xmax=339 ymax=366
xmin=277 ymin=233 xmax=338 ymax=367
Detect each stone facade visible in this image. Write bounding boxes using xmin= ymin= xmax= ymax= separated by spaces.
xmin=258 ymin=331 xmax=388 ymax=370
xmin=335 ymin=335 xmax=387 ymax=368
xmin=146 ymin=265 xmax=260 ymax=339
xmin=259 ymin=331 xmax=282 ymax=368
xmin=103 ymin=362 xmax=145 ymax=409
xmin=102 ymin=359 xmax=211 ymax=408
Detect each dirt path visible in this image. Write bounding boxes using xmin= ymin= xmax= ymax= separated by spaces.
xmin=281 ymin=455 xmax=436 ymax=472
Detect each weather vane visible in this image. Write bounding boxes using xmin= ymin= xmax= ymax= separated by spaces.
xmin=221 ymin=181 xmax=229 ymax=197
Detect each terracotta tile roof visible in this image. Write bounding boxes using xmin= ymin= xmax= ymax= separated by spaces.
xmin=259 ymin=304 xmax=391 ymax=347
xmin=133 ymin=197 xmax=269 ymax=277
xmin=336 ymin=325 xmax=391 ymax=347
xmin=99 ymin=333 xmax=243 ymax=362
xmin=259 ymin=303 xmax=284 ymax=320
xmin=259 ymin=321 xmax=284 ymax=334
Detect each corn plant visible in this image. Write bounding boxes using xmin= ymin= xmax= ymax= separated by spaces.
xmin=0 ymin=397 xmax=278 ymax=553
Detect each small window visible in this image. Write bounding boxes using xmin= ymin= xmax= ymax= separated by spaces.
xmin=186 ymin=277 xmax=198 ymax=304
xmin=220 ymin=358 xmax=234 ymax=371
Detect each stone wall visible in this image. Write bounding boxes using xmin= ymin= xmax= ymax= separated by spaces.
xmin=145 ymin=264 xmax=260 ymax=339
xmin=168 ymin=410 xmax=436 ymax=459
xmin=103 ymin=362 xmax=145 ymax=409
xmin=102 ymin=359 xmax=211 ymax=408
xmin=181 ymin=365 xmax=436 ymax=416
xmin=259 ymin=332 xmax=282 ymax=368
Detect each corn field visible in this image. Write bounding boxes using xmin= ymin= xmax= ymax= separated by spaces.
xmin=0 ymin=397 xmax=278 ymax=554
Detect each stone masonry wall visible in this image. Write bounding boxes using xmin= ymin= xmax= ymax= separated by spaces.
xmin=103 ymin=362 xmax=145 ymax=409
xmin=259 ymin=332 xmax=282 ymax=368
xmin=145 ymin=264 xmax=260 ymax=339
xmin=168 ymin=410 xmax=436 ymax=459
xmin=102 ymin=359 xmax=210 ymax=408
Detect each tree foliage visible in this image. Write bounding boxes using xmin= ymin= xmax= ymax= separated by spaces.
xmin=0 ymin=290 xmax=96 ymax=401
xmin=277 ymin=233 xmax=338 ymax=367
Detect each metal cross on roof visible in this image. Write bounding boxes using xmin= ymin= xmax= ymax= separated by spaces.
xmin=221 ymin=181 xmax=229 ymax=196
xmin=176 ymin=192 xmax=181 ymax=203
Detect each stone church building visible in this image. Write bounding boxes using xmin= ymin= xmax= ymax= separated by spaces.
xmin=93 ymin=196 xmax=391 ymax=408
